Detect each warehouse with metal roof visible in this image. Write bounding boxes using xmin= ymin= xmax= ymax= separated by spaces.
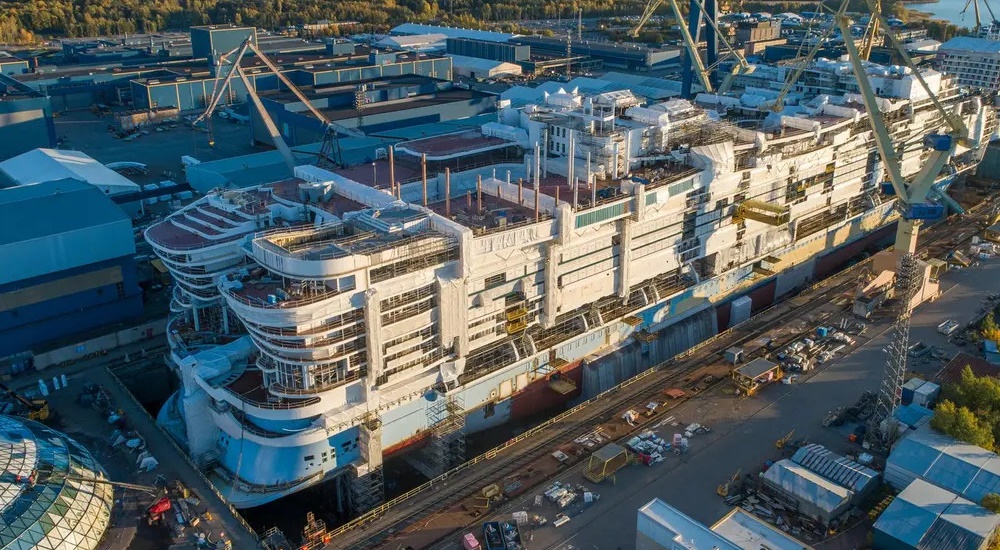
xmin=447 ymin=55 xmax=523 ymax=79
xmin=885 ymin=425 xmax=1000 ymax=503
xmin=389 ymin=23 xmax=517 ymax=43
xmin=791 ymin=443 xmax=880 ymax=498
xmin=0 ymin=415 xmax=116 ymax=550
xmin=873 ymin=478 xmax=1000 ymax=550
xmin=0 ymin=178 xmax=142 ymax=356
xmin=761 ymin=460 xmax=853 ymax=525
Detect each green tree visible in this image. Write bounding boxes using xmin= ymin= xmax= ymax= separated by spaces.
xmin=983 ymin=493 xmax=1000 ymax=514
xmin=932 ymin=400 xmax=996 ymax=451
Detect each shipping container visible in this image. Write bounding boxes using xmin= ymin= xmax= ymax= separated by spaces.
xmin=901 ymin=378 xmax=926 ymax=406
xmin=913 ymin=381 xmax=940 ymax=407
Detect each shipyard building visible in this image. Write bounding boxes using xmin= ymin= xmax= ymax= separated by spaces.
xmin=0 ymin=77 xmax=56 ymax=158
xmin=0 ymin=176 xmax=141 ymax=357
xmin=636 ymin=499 xmax=813 ymax=549
xmin=250 ymin=75 xmax=495 ymax=148
xmin=937 ymin=36 xmax=1000 ymax=92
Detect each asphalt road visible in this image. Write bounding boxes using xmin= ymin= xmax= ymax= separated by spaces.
xmin=463 ymin=256 xmax=999 ymax=550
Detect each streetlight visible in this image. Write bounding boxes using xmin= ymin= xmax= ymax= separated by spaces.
xmin=372 ymin=162 xmax=377 ymax=186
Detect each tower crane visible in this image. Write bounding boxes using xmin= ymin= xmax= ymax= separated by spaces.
xmin=858 ymin=0 xmax=882 ymax=61
xmin=193 ymin=37 xmax=366 ymax=172
xmin=834 ymin=2 xmax=985 ymax=432
xmin=961 ymin=0 xmax=1000 ymax=38
xmin=671 ymin=0 xmax=755 ymax=96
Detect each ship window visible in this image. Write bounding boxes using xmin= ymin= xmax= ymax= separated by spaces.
xmin=304 ymin=455 xmax=315 ymax=462
xmin=485 ymin=273 xmax=506 ymax=289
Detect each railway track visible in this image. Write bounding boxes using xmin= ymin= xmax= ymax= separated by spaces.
xmin=332 ymin=198 xmax=996 ymax=550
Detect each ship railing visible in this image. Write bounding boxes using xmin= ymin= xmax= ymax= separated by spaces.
xmin=268 ymin=371 xmax=362 ymax=396
xmin=223 ymin=385 xmax=321 ymax=410
xmin=224 ymin=283 xmax=343 ymax=310
xmin=326 ymin=237 xmax=892 ymax=540
xmin=146 ymin=226 xmax=249 ymax=252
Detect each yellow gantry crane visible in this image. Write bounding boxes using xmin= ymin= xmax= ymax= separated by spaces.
xmin=834 ymin=2 xmax=974 ymax=259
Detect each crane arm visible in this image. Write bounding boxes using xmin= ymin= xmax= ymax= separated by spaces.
xmin=0 ymin=382 xmax=42 ymax=411
xmin=835 ymin=14 xmax=910 ymax=198
xmin=878 ymin=20 xmax=968 ymax=140
xmin=246 ymin=41 xmax=330 ymax=125
xmin=232 ymin=63 xmax=299 ymax=171
xmin=859 ymin=1 xmax=881 ymax=61
xmin=666 ymin=0 xmax=713 ymax=93
xmin=632 ymin=0 xmax=664 ymax=37
xmin=770 ymin=17 xmax=840 ymax=110
xmin=192 ymin=41 xmax=252 ymax=127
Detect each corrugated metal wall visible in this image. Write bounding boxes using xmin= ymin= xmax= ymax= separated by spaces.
xmin=0 ymin=96 xmax=56 ymax=157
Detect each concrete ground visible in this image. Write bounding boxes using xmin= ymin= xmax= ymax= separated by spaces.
xmin=451 ymin=256 xmax=1000 ymax=550
xmin=53 ymin=110 xmax=259 ymax=183
xmin=40 ymin=365 xmax=260 ymax=550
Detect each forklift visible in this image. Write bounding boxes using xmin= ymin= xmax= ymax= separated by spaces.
xmin=0 ymin=381 xmax=50 ymax=421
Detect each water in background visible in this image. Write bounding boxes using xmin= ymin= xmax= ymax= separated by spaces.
xmin=906 ymin=0 xmax=982 ymax=26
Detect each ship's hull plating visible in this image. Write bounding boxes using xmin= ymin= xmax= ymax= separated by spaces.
xmin=158 ymin=200 xmax=899 ymax=508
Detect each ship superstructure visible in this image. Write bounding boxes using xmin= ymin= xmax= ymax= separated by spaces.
xmin=151 ymin=60 xmax=994 ymax=511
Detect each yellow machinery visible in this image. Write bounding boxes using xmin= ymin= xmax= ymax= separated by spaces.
xmin=775 ymin=430 xmax=795 ymax=449
xmin=716 ymin=469 xmax=741 ymax=497
xmin=584 ymin=443 xmax=631 ymax=484
xmin=1 ymin=382 xmax=49 ymax=421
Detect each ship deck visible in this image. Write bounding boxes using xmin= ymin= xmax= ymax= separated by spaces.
xmin=397 ymin=130 xmax=513 ymax=159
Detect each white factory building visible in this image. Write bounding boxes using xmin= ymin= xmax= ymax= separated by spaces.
xmin=447 ymin=54 xmax=523 ymax=79
xmin=937 ymin=36 xmax=1000 ymax=92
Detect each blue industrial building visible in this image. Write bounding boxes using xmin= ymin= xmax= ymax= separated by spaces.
xmin=446 ymin=37 xmax=530 ymax=62
xmin=191 ymin=25 xmax=258 ymax=60
xmin=251 ymin=75 xmax=494 ymax=148
xmin=873 ymin=478 xmax=1000 ymax=550
xmin=129 ymin=50 xmax=451 ymax=112
xmin=0 ymin=179 xmax=142 ymax=357
xmin=0 ymin=77 xmax=57 ymax=158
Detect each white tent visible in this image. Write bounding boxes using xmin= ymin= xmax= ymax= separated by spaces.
xmin=0 ymin=148 xmax=140 ymax=196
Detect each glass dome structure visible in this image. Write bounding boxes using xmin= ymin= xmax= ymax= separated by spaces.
xmin=0 ymin=415 xmax=114 ymax=550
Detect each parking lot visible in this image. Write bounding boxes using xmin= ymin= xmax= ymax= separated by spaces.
xmin=53 ymin=110 xmax=259 ymax=184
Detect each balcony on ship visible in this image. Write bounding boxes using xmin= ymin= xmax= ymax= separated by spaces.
xmin=223 ymin=363 xmax=321 ymax=411
xmin=222 ymin=272 xmax=350 ymax=310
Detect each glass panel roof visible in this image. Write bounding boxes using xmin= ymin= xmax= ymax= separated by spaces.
xmin=0 ymin=416 xmax=114 ymax=550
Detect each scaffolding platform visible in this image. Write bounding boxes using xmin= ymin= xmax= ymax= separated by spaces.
xmin=583 ymin=443 xmax=630 ymax=483
xmin=622 ymin=315 xmax=643 ymax=327
xmin=548 ymin=373 xmax=577 ymax=395
xmin=734 ymin=200 xmax=790 ymax=226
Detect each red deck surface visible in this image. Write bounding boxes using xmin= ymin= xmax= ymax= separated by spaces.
xmin=270 ymin=178 xmax=368 ymax=217
xmin=186 ymin=208 xmax=237 ymax=229
xmin=334 ymin=160 xmax=422 ymax=188
xmin=400 ymin=130 xmax=511 ymax=158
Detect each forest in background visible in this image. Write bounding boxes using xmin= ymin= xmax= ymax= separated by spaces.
xmin=0 ymin=0 xmax=959 ymax=47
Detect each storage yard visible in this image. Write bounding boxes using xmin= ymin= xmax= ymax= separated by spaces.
xmin=319 ymin=194 xmax=1000 ymax=550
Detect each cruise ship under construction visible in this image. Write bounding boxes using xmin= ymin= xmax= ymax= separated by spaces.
xmin=150 ymin=59 xmax=994 ymax=513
